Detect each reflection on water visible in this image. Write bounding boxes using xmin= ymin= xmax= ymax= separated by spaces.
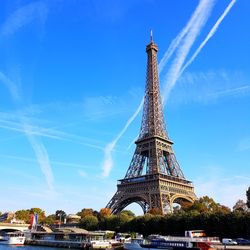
xmin=0 ymin=245 xmax=77 ymax=250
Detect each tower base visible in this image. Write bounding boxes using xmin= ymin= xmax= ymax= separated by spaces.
xmin=106 ymin=173 xmax=196 ymax=214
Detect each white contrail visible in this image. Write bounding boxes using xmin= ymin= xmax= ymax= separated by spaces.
xmin=101 ymin=0 xmax=215 ymax=177
xmin=208 ymin=84 xmax=249 ymax=99
xmin=1 ymin=1 xmax=48 ymax=37
xmin=0 ymin=72 xmax=21 ymax=102
xmin=23 ymin=122 xmax=54 ymax=190
xmin=0 ymin=71 xmax=54 ymax=190
xmin=102 ymin=97 xmax=144 ymax=176
xmin=158 ymin=0 xmax=214 ymax=73
xmin=0 ymin=2 xmax=54 ymax=189
xmin=179 ymin=0 xmax=237 ymax=76
xmin=0 ymin=114 xmax=105 ymax=150
xmin=162 ymin=0 xmax=215 ymax=104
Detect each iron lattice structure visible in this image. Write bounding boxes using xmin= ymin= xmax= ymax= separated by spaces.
xmin=106 ymin=36 xmax=197 ymax=214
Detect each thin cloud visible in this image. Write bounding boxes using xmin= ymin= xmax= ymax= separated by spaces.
xmin=221 ymin=175 xmax=250 ymax=182
xmin=0 ymin=71 xmax=54 ymax=190
xmin=0 ymin=153 xmax=92 ymax=171
xmin=173 ymin=70 xmax=249 ymax=105
xmin=0 ymin=0 xmax=54 ymax=190
xmin=0 ymin=118 xmax=62 ymax=140
xmin=180 ymin=0 xmax=237 ymax=76
xmin=238 ymin=138 xmax=250 ymax=151
xmin=178 ymin=70 xmax=232 ymax=85
xmin=78 ymin=170 xmax=87 ymax=178
xmin=83 ymin=95 xmax=129 ymax=121
xmin=0 ymin=168 xmax=40 ymax=182
xmin=207 ymin=85 xmax=250 ymax=99
xmin=0 ymin=72 xmax=21 ymax=101
xmin=1 ymin=1 xmax=48 ymax=37
xmin=0 ymin=119 xmax=104 ymax=150
xmin=0 ymin=111 xmax=105 ymax=150
xmin=195 ymin=171 xmax=250 ymax=208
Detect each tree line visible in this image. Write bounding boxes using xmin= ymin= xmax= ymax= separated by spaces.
xmin=1 ymin=187 xmax=249 ymax=239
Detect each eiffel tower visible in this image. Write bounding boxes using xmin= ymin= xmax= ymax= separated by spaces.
xmin=106 ymin=34 xmax=197 ymax=214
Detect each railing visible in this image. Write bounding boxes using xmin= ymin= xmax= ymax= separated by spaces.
xmin=159 ymin=174 xmax=193 ymax=185
xmin=157 ymin=236 xmax=220 ymax=243
xmin=118 ymin=174 xmax=193 ymax=186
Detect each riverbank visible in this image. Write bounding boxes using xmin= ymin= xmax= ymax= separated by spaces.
xmin=25 ymin=238 xmax=91 ymax=249
xmin=214 ymin=245 xmax=250 ymax=250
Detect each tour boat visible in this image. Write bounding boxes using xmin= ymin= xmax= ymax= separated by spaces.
xmin=124 ymin=238 xmax=200 ymax=250
xmin=124 ymin=234 xmax=219 ymax=250
xmin=0 ymin=231 xmax=26 ymax=245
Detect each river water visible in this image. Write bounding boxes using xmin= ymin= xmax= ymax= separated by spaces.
xmin=0 ymin=246 xmax=77 ymax=250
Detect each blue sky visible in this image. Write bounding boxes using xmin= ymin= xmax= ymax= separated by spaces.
xmin=0 ymin=0 xmax=249 ymax=216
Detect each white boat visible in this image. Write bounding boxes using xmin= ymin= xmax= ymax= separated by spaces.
xmin=124 ymin=235 xmax=219 ymax=250
xmin=0 ymin=231 xmax=25 ymax=245
xmin=91 ymin=240 xmax=112 ymax=249
xmin=124 ymin=239 xmax=146 ymax=250
xmin=124 ymin=238 xmax=196 ymax=250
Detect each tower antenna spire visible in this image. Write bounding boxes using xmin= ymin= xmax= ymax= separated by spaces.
xmin=150 ymin=29 xmax=153 ymax=42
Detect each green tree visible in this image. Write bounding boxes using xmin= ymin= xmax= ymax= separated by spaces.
xmin=80 ymin=215 xmax=98 ymax=230
xmin=55 ymin=210 xmax=67 ymax=222
xmin=246 ymin=187 xmax=250 ymax=209
xmin=120 ymin=210 xmax=135 ymax=218
xmin=102 ymin=214 xmax=131 ymax=232
xmin=233 ymin=199 xmax=248 ymax=212
xmin=43 ymin=214 xmax=56 ymax=225
xmin=15 ymin=210 xmax=30 ymax=223
xmin=30 ymin=208 xmax=46 ymax=223
xmin=146 ymin=215 xmax=163 ymax=234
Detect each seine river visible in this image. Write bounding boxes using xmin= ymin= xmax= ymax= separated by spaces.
xmin=0 ymin=246 xmax=77 ymax=250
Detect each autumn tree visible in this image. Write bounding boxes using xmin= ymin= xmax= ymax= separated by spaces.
xmin=148 ymin=208 xmax=163 ymax=215
xmin=184 ymin=196 xmax=230 ymax=214
xmin=99 ymin=208 xmax=112 ymax=218
xmin=179 ymin=200 xmax=193 ymax=212
xmin=77 ymin=208 xmax=95 ymax=218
